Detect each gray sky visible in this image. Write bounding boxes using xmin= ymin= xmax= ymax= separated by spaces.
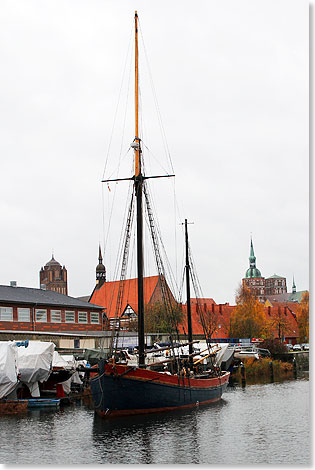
xmin=0 ymin=0 xmax=309 ymax=305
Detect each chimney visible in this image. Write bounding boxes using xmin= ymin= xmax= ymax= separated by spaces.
xmin=10 ymin=281 xmax=17 ymax=287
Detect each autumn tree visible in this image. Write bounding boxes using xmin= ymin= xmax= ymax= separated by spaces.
xmin=229 ymin=285 xmax=266 ymax=339
xmin=296 ymin=291 xmax=309 ymax=343
xmin=144 ymin=301 xmax=183 ymax=334
xmin=265 ymin=307 xmax=289 ymax=342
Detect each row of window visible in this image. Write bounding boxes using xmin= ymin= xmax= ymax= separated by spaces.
xmin=0 ymin=307 xmax=100 ymax=324
xmin=265 ymin=280 xmax=285 ymax=286
xmin=250 ymin=280 xmax=264 ymax=286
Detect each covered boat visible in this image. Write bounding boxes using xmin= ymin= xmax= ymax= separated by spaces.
xmin=0 ymin=341 xmax=18 ymax=399
xmin=0 ymin=340 xmax=60 ymax=413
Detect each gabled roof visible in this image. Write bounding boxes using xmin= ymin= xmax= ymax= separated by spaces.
xmin=0 ymin=285 xmax=103 ymax=310
xmin=89 ymin=276 xmax=162 ymax=319
xmin=265 ymin=291 xmax=307 ymax=304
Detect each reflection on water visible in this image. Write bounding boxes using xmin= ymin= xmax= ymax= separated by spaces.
xmin=0 ymin=378 xmax=310 ymax=465
xmin=92 ymin=400 xmax=227 ymax=464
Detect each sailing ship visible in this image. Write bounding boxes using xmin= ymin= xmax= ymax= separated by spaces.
xmin=89 ymin=12 xmax=230 ymax=418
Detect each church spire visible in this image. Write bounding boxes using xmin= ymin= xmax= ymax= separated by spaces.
xmin=249 ymin=237 xmax=256 ymax=268
xmin=245 ymin=237 xmax=262 ymax=279
xmin=292 ymin=275 xmax=296 ymax=293
xmin=96 ymin=245 xmax=106 ymax=287
xmin=98 ymin=244 xmax=103 ymax=264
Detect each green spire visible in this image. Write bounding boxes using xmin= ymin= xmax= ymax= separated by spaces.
xmin=249 ymin=237 xmax=256 ymax=267
xmin=245 ymin=237 xmax=262 ymax=278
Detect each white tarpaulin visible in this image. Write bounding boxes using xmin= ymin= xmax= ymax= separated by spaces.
xmin=52 ymin=351 xmax=72 ymax=369
xmin=58 ymin=355 xmax=84 ymax=394
xmin=17 ymin=341 xmax=55 ymax=384
xmin=0 ymin=342 xmax=18 ymax=399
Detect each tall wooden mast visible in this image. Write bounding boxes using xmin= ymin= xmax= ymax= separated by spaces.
xmin=101 ymin=12 xmax=175 ymax=365
xmin=134 ymin=11 xmax=145 ymax=367
xmin=134 ymin=11 xmax=140 ymax=177
xmin=185 ymin=219 xmax=193 ymax=369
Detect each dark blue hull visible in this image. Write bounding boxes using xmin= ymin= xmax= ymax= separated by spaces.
xmin=90 ymin=361 xmax=230 ymax=417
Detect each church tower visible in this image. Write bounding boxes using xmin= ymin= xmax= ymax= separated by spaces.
xmin=242 ymin=238 xmax=265 ymax=301
xmin=96 ymin=245 xmax=106 ymax=288
xmin=40 ymin=255 xmax=68 ymax=295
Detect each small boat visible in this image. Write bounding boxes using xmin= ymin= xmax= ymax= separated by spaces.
xmin=234 ymin=346 xmax=260 ymax=361
xmin=27 ymin=398 xmax=60 ymax=409
xmin=0 ymin=399 xmax=28 ymax=415
xmin=0 ymin=340 xmax=73 ymax=408
xmin=89 ymin=12 xmax=230 ymax=418
xmin=40 ymin=351 xmax=77 ymax=396
xmin=220 ymin=347 xmax=235 ymax=371
xmin=0 ymin=398 xmax=60 ymax=414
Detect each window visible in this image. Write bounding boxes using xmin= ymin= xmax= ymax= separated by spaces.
xmin=90 ymin=312 xmax=100 ymax=324
xmin=51 ymin=310 xmax=61 ymax=322
xmin=0 ymin=306 xmax=13 ymax=321
xmin=78 ymin=312 xmax=87 ymax=323
xmin=35 ymin=309 xmax=47 ymax=322
xmin=18 ymin=308 xmax=30 ymax=322
xmin=65 ymin=311 xmax=75 ymax=323
xmin=122 ymin=305 xmax=136 ymax=318
xmin=110 ymin=319 xmax=120 ymax=329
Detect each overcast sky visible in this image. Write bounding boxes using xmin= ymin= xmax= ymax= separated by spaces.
xmin=0 ymin=0 xmax=309 ymax=305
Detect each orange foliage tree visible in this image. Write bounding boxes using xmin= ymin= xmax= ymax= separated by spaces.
xmin=229 ymin=285 xmax=266 ymax=339
xmin=296 ymin=291 xmax=309 ymax=343
xmin=265 ymin=307 xmax=289 ymax=342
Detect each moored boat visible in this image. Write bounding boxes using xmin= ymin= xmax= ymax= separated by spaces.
xmin=89 ymin=12 xmax=230 ymax=418
xmin=234 ymin=346 xmax=260 ymax=361
xmin=91 ymin=361 xmax=229 ymax=417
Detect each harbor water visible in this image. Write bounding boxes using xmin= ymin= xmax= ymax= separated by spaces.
xmin=0 ymin=378 xmax=310 ymax=465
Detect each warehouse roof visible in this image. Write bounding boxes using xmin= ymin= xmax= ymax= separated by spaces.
xmin=0 ymin=285 xmax=103 ymax=310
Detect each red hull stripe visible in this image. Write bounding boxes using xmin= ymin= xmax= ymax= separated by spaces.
xmin=97 ymin=396 xmax=221 ymax=418
xmin=103 ymin=363 xmax=230 ymax=389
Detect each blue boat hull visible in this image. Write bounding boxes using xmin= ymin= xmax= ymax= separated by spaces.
xmin=27 ymin=399 xmax=60 ymax=408
xmin=90 ymin=360 xmax=230 ymax=417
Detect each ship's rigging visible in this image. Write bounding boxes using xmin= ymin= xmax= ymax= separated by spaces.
xmin=89 ymin=12 xmax=230 ymax=418
xmin=101 ymin=12 xmax=218 ymax=368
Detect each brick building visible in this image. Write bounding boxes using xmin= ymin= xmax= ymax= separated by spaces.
xmin=181 ymin=299 xmax=299 ymax=344
xmin=90 ymin=274 xmax=175 ymax=331
xmin=265 ymin=274 xmax=287 ymax=296
xmin=39 ymin=255 xmax=68 ymax=295
xmin=0 ymin=284 xmax=104 ymax=333
xmin=242 ymin=238 xmax=288 ymax=302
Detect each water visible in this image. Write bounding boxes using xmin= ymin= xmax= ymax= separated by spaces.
xmin=0 ymin=378 xmax=310 ymax=465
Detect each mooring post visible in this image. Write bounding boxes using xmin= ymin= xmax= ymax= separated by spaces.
xmin=293 ymin=357 xmax=297 ymax=379
xmin=240 ymin=362 xmax=246 ymax=387
xmin=269 ymin=361 xmax=274 ymax=382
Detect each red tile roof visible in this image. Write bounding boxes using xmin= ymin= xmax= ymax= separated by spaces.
xmin=180 ymin=302 xmax=299 ymax=339
xmin=90 ymin=279 xmax=299 ymax=340
xmin=180 ymin=301 xmax=234 ymax=338
xmin=90 ymin=276 xmax=162 ymax=319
